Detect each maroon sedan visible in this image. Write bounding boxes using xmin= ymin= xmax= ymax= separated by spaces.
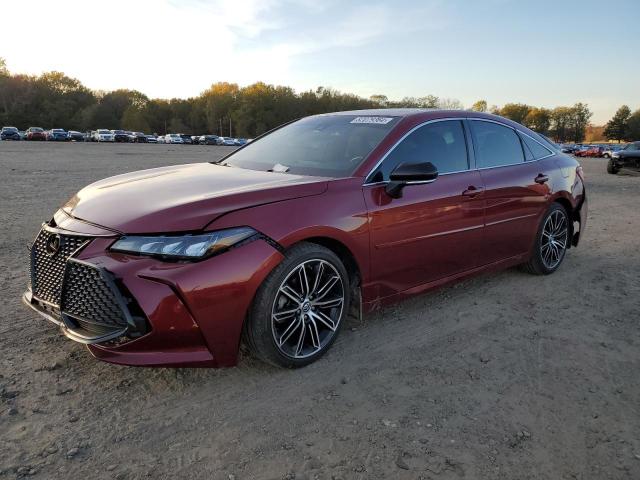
xmin=26 ymin=127 xmax=47 ymax=141
xmin=23 ymin=110 xmax=587 ymax=368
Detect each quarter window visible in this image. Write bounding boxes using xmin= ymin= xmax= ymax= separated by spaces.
xmin=519 ymin=132 xmax=553 ymax=160
xmin=369 ymin=120 xmax=469 ymax=182
xmin=471 ymin=120 xmax=524 ymax=168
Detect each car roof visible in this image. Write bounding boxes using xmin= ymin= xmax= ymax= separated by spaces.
xmin=313 ymin=108 xmax=528 ymax=127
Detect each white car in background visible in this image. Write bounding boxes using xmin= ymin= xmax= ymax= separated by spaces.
xmin=218 ymin=136 xmax=236 ymax=146
xmin=165 ymin=133 xmax=184 ymax=144
xmin=93 ymin=129 xmax=114 ymax=142
xmin=146 ymin=135 xmax=158 ymax=143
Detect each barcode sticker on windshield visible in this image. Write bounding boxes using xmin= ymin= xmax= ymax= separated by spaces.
xmin=350 ymin=116 xmax=394 ymax=125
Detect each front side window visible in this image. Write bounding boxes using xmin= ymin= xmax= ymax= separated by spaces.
xmin=471 ymin=120 xmax=524 ymax=168
xmin=368 ymin=120 xmax=469 ymax=183
xmin=221 ymin=114 xmax=400 ymax=178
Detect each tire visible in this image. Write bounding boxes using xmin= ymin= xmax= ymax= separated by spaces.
xmin=244 ymin=242 xmax=350 ymax=368
xmin=607 ymin=159 xmax=619 ymax=174
xmin=521 ymin=203 xmax=570 ymax=275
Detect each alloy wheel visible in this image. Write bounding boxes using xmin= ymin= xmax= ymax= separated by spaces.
xmin=540 ymin=210 xmax=568 ymax=269
xmin=271 ymin=259 xmax=345 ymax=359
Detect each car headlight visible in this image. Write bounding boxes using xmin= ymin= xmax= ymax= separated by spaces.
xmin=110 ymin=227 xmax=258 ymax=260
xmin=612 ymin=152 xmax=620 ymax=158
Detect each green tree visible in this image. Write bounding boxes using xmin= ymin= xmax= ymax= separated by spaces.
xmin=524 ymin=107 xmax=551 ymax=135
xmin=549 ymin=106 xmax=573 ymax=142
xmin=370 ymin=94 xmax=388 ymax=106
xmin=625 ymin=109 xmax=640 ymax=141
xmin=569 ymin=102 xmax=592 ymax=143
xmin=471 ymin=100 xmax=487 ymax=112
xmin=603 ymin=105 xmax=631 ymax=142
xmin=499 ymin=103 xmax=531 ymax=124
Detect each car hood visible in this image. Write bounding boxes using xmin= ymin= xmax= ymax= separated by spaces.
xmin=61 ymin=163 xmax=328 ymax=234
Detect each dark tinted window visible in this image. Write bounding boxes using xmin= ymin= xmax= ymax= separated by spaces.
xmin=369 ymin=120 xmax=468 ymax=182
xmin=519 ymin=132 xmax=553 ymax=160
xmin=222 ymin=115 xmax=399 ymax=177
xmin=471 ymin=120 xmax=524 ymax=168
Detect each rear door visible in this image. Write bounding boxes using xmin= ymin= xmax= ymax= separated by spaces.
xmin=363 ymin=119 xmax=485 ymax=298
xmin=469 ymin=119 xmax=551 ymax=264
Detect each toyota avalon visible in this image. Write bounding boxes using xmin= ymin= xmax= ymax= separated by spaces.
xmin=23 ymin=109 xmax=587 ymax=368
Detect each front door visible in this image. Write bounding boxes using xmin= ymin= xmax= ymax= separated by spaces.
xmin=363 ymin=119 xmax=485 ymax=299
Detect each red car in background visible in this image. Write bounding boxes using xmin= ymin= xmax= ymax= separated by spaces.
xmin=26 ymin=127 xmax=46 ymax=141
xmin=23 ymin=110 xmax=587 ymax=369
xmin=575 ymin=145 xmax=604 ymax=157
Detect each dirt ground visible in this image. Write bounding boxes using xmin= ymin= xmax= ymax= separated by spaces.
xmin=0 ymin=141 xmax=639 ymax=480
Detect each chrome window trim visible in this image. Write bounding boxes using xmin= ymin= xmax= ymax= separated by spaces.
xmin=362 ymin=116 xmax=559 ymax=187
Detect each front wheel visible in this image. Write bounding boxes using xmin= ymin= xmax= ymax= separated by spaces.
xmin=522 ymin=203 xmax=570 ymax=275
xmin=607 ymin=159 xmax=619 ymax=174
xmin=244 ymin=242 xmax=350 ymax=368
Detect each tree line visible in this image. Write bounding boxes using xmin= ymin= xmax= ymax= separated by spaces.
xmin=0 ymin=58 xmax=600 ymax=141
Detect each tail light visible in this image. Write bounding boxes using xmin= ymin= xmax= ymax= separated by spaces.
xmin=576 ymin=166 xmax=585 ymax=181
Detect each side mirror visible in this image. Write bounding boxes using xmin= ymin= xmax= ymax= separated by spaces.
xmin=385 ymin=161 xmax=438 ymax=198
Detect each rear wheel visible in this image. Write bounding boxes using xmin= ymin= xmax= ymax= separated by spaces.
xmin=522 ymin=203 xmax=569 ymax=275
xmin=244 ymin=243 xmax=350 ymax=368
xmin=607 ymin=159 xmax=619 ymax=174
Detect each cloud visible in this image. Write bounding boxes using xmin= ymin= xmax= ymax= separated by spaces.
xmin=0 ymin=0 xmax=446 ymax=98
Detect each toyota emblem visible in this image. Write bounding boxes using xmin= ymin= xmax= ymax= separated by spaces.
xmin=45 ymin=234 xmax=61 ymax=257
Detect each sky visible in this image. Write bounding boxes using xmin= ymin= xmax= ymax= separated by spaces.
xmin=1 ymin=0 xmax=638 ymax=124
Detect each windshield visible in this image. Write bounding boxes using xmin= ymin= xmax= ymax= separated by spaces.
xmin=98 ymin=129 xmax=110 ymax=134
xmin=30 ymin=127 xmax=44 ymax=132
xmin=221 ymin=114 xmax=400 ymax=177
xmin=3 ymin=127 xmax=18 ymax=132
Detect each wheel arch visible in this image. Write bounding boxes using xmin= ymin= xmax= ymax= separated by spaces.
xmin=276 ymin=234 xmax=364 ymax=323
xmin=550 ymin=194 xmax=576 ymax=248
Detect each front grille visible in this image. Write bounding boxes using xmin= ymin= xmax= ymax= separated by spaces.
xmin=60 ymin=259 xmax=129 ymax=330
xmin=30 ymin=229 xmax=89 ymax=304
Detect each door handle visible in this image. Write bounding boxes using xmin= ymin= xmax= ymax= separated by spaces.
xmin=462 ymin=185 xmax=484 ymax=197
xmin=534 ymin=174 xmax=549 ymax=184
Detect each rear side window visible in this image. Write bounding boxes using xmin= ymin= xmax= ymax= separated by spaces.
xmin=369 ymin=120 xmax=468 ymax=182
xmin=519 ymin=132 xmax=553 ymax=160
xmin=471 ymin=120 xmax=524 ymax=168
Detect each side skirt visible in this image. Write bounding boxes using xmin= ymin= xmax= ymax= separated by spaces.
xmin=363 ymin=253 xmax=528 ymax=313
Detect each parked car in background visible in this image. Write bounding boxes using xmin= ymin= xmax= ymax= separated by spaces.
xmin=603 ymin=145 xmax=625 ymax=158
xmin=67 ymin=131 xmax=85 ymax=142
xmin=179 ymin=134 xmax=192 ymax=144
xmin=560 ymin=144 xmax=578 ymax=154
xmin=157 ymin=135 xmax=165 ymax=144
xmin=22 ymin=109 xmax=587 ymax=368
xmin=1 ymin=126 xmax=21 ymax=140
xmin=128 ymin=132 xmax=147 ymax=143
xmin=46 ymin=129 xmax=69 ymax=141
xmin=574 ymin=145 xmax=592 ymax=157
xmin=165 ymin=133 xmax=184 ymax=144
xmin=18 ymin=130 xmax=27 ymax=140
xmin=111 ymin=130 xmax=129 ymax=143
xmin=608 ymin=141 xmax=640 ymax=174
xmin=234 ymin=138 xmax=248 ymax=146
xmin=146 ymin=135 xmax=158 ymax=143
xmin=94 ymin=129 xmax=115 ymax=142
xmin=587 ymin=146 xmax=604 ymax=157
xmin=200 ymin=134 xmax=220 ymax=145
xmin=218 ymin=136 xmax=236 ymax=146
xmin=26 ymin=127 xmax=46 ymax=141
